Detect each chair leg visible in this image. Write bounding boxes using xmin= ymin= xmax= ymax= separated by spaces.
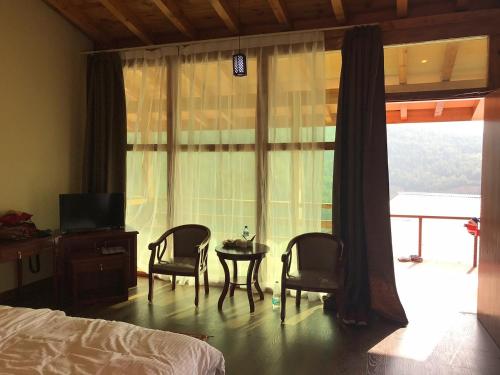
xmin=172 ymin=275 xmax=176 ymax=290
xmin=296 ymin=289 xmax=301 ymax=307
xmin=281 ymin=284 xmax=286 ymax=323
xmin=194 ymin=275 xmax=200 ymax=306
xmin=204 ymin=269 xmax=209 ymax=295
xmin=148 ymin=272 xmax=154 ymax=304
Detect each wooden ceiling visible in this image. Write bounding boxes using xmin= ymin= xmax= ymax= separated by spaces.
xmin=386 ymin=98 xmax=484 ymax=123
xmin=43 ymin=0 xmax=500 ymax=50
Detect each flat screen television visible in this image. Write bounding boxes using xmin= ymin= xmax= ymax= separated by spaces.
xmin=59 ymin=193 xmax=125 ymax=233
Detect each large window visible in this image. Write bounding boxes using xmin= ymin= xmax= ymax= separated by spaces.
xmin=123 ymin=37 xmax=336 ymax=284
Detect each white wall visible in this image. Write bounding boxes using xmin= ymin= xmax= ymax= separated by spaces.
xmin=0 ymin=0 xmax=92 ymax=293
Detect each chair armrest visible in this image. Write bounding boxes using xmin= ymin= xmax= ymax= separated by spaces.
xmin=281 ymin=240 xmax=295 ymax=276
xmin=281 ymin=237 xmax=295 ymax=262
xmin=148 ymin=228 xmax=175 ymax=251
xmin=197 ymin=233 xmax=211 ymax=253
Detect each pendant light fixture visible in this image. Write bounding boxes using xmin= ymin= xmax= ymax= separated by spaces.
xmin=232 ymin=0 xmax=247 ymax=77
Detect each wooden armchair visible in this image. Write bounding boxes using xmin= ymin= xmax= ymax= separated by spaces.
xmin=281 ymin=232 xmax=343 ymax=322
xmin=148 ymin=224 xmax=211 ymax=307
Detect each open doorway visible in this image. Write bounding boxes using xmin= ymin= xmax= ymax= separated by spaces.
xmin=386 ymin=98 xmax=484 ymax=320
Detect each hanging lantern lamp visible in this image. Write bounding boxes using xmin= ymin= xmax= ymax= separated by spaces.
xmin=232 ymin=0 xmax=247 ymax=77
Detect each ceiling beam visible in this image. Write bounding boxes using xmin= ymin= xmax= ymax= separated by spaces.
xmin=209 ymin=0 xmax=239 ymax=34
xmin=99 ymin=0 xmax=153 ymax=44
xmin=472 ymin=99 xmax=484 ymax=120
xmin=151 ymin=0 xmax=196 ymax=39
xmin=44 ymin=0 xmax=108 ymax=43
xmin=267 ymin=0 xmax=291 ymax=26
xmin=322 ymin=8 xmax=500 ymax=49
xmin=441 ymin=43 xmax=460 ymax=82
xmin=400 ymin=105 xmax=408 ymax=121
xmin=434 ymin=101 xmax=445 ymax=117
xmin=398 ymin=47 xmax=408 ymax=85
xmin=396 ymin=0 xmax=409 ymax=18
xmin=387 ymin=107 xmax=475 ymax=124
xmin=330 ymin=0 xmax=346 ymax=25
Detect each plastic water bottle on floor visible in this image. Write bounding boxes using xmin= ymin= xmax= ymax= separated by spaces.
xmin=272 ymin=281 xmax=281 ymax=310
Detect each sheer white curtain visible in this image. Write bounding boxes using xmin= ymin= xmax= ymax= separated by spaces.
xmin=123 ymin=33 xmax=326 ymax=287
xmin=171 ymin=44 xmax=261 ymax=284
xmin=264 ymin=37 xmax=326 ymax=286
xmin=122 ymin=49 xmax=172 ymax=272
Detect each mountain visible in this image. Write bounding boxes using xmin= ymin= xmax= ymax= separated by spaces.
xmin=387 ymin=121 xmax=483 ymax=199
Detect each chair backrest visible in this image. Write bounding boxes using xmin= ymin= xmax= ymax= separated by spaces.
xmin=293 ymin=233 xmax=343 ymax=272
xmin=172 ymin=224 xmax=211 ymax=258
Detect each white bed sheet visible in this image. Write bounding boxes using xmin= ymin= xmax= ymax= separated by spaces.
xmin=0 ymin=305 xmax=225 ymax=375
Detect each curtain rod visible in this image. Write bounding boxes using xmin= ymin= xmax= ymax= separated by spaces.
xmin=80 ymin=24 xmax=363 ymax=56
xmin=80 ymin=24 xmax=485 ymax=56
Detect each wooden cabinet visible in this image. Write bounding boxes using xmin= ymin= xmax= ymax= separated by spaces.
xmin=56 ymin=230 xmax=138 ymax=307
xmin=70 ymin=253 xmax=128 ymax=306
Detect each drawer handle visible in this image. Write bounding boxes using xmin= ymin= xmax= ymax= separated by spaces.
xmin=99 ymin=263 xmax=103 ymax=271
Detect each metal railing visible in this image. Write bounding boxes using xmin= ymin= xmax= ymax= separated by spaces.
xmin=321 ymin=204 xmax=479 ymax=267
xmin=390 ymin=214 xmax=479 ymax=267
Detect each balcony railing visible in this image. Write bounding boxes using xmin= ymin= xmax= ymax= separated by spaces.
xmin=321 ymin=204 xmax=479 ymax=268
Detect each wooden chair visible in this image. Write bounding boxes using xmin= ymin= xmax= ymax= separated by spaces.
xmin=281 ymin=232 xmax=343 ymax=322
xmin=148 ymin=224 xmax=211 ymax=307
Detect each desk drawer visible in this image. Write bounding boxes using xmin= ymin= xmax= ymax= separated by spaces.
xmin=71 ymin=255 xmax=126 ymax=273
xmin=0 ymin=241 xmax=54 ymax=261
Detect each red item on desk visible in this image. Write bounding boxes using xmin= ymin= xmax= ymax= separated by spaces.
xmin=0 ymin=210 xmax=33 ymax=226
xmin=0 ymin=210 xmax=37 ymax=240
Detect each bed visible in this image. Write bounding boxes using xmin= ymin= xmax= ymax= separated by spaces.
xmin=0 ymin=305 xmax=225 ymax=374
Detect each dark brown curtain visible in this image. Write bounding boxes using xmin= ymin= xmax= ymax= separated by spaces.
xmin=83 ymin=52 xmax=126 ymax=193
xmin=333 ymin=26 xmax=408 ymax=325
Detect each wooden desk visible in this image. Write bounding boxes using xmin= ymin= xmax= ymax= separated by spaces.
xmin=0 ymin=236 xmax=58 ymax=303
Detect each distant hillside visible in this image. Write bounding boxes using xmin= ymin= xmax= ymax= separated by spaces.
xmin=387 ymin=121 xmax=483 ymax=199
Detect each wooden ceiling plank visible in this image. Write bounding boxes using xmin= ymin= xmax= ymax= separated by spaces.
xmin=434 ymin=101 xmax=445 ymax=117
xmin=99 ymin=0 xmax=153 ymax=44
xmin=44 ymin=0 xmax=108 ymax=43
xmin=441 ymin=43 xmax=460 ymax=82
xmin=330 ymin=0 xmax=346 ymax=25
xmin=398 ymin=47 xmax=408 ymax=85
xmin=209 ymin=0 xmax=239 ymax=34
xmin=151 ymin=0 xmax=196 ymax=39
xmin=397 ymin=0 xmax=409 ymax=18
xmin=267 ymin=0 xmax=291 ymax=26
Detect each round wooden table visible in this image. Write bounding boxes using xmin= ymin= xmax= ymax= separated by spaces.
xmin=215 ymin=243 xmax=269 ymax=313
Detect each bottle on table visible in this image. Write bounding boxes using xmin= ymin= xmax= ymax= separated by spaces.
xmin=242 ymin=225 xmax=250 ymax=239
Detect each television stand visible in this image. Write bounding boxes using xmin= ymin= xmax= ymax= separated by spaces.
xmin=56 ymin=229 xmax=138 ymax=307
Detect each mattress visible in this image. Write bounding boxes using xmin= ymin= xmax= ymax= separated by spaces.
xmin=0 ymin=305 xmax=225 ymax=374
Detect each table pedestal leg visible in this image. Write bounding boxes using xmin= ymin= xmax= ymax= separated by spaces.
xmin=246 ymin=259 xmax=256 ymax=313
xmin=253 ymin=258 xmax=264 ymax=300
xmin=230 ymin=260 xmax=237 ymax=297
xmin=218 ymin=257 xmax=230 ymax=310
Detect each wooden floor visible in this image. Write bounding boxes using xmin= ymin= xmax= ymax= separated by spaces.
xmin=395 ymin=260 xmax=479 ymax=317
xmin=15 ymin=275 xmax=500 ymax=375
